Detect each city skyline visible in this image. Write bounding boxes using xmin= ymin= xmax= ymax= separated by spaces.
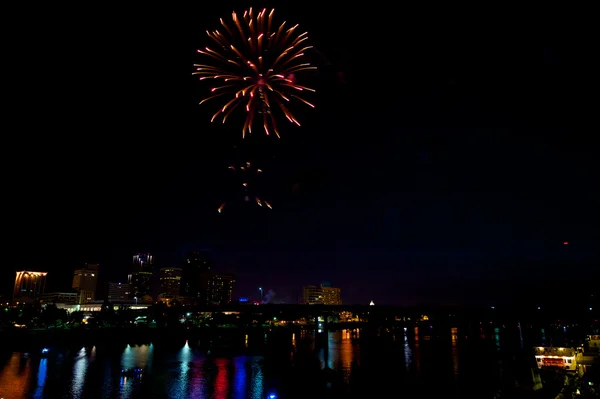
xmin=4 ymin=2 xmax=598 ymax=306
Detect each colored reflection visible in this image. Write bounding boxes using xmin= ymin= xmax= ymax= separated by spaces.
xmin=248 ymin=360 xmax=264 ymax=399
xmin=121 ymin=343 xmax=153 ymax=370
xmin=120 ymin=344 xmax=153 ymax=398
xmin=33 ymin=358 xmax=48 ymax=399
xmin=494 ymin=328 xmax=501 ymax=352
xmin=339 ymin=329 xmax=354 ymax=382
xmin=540 ymin=328 xmax=547 ymax=346
xmin=232 ymin=357 xmax=247 ymax=399
xmin=451 ymin=328 xmax=459 ymax=377
xmin=214 ymin=358 xmax=230 ymax=399
xmin=71 ymin=348 xmax=89 ymax=398
xmin=413 ymin=342 xmax=421 ymax=376
xmin=170 ymin=341 xmax=192 ymax=397
xmin=0 ymin=353 xmax=32 ymax=398
xmin=318 ymin=331 xmax=338 ymax=369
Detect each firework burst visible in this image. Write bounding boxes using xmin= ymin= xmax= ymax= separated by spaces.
xmin=194 ymin=7 xmax=317 ymax=138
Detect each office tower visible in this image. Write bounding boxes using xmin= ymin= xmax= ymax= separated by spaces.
xmin=72 ymin=263 xmax=99 ymax=304
xmin=181 ymin=251 xmax=212 ymax=299
xmin=159 ymin=267 xmax=182 ymax=297
xmin=107 ymin=282 xmax=132 ymax=301
xmin=207 ymin=274 xmax=235 ymax=305
xmin=129 ymin=253 xmax=153 ymax=300
xmin=13 ymin=271 xmax=48 ymax=303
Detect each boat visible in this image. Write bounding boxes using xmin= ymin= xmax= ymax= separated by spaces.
xmin=534 ymin=346 xmax=577 ymax=371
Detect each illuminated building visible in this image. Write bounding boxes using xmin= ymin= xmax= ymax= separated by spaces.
xmin=107 ymin=282 xmax=131 ymax=301
xmin=207 ymin=274 xmax=235 ymax=305
xmin=129 ymin=253 xmax=153 ymax=300
xmin=321 ymin=283 xmax=342 ymax=305
xmin=13 ymin=271 xmax=48 ymax=303
xmin=159 ymin=267 xmax=182 ymax=296
xmin=72 ymin=263 xmax=99 ymax=303
xmin=534 ymin=347 xmax=577 ymax=371
xmin=302 ymin=283 xmax=342 ymax=305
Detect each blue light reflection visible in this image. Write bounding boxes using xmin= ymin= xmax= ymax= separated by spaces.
xmin=32 ymin=358 xmax=47 ymax=399
xmin=232 ymin=357 xmax=247 ymax=399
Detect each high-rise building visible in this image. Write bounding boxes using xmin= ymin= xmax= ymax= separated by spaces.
xmin=181 ymin=251 xmax=212 ymax=299
xmin=159 ymin=267 xmax=182 ymax=297
xmin=72 ymin=263 xmax=99 ymax=304
xmin=107 ymin=282 xmax=132 ymax=301
xmin=302 ymin=283 xmax=342 ymax=305
xmin=207 ymin=274 xmax=235 ymax=305
xmin=13 ymin=271 xmax=48 ymax=303
xmin=129 ymin=253 xmax=153 ymax=300
xmin=302 ymin=285 xmax=322 ymax=305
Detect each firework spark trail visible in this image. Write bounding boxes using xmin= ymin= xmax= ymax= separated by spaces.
xmin=217 ymin=161 xmax=272 ymax=213
xmin=194 ymin=8 xmax=317 ymax=138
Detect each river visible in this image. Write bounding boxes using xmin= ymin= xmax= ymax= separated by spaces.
xmin=0 ymin=326 xmax=541 ymax=398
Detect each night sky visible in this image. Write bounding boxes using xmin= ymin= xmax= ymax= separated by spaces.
xmin=4 ymin=4 xmax=598 ymax=305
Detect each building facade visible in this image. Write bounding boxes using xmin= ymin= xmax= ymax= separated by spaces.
xmin=72 ymin=263 xmax=99 ymax=303
xmin=207 ymin=274 xmax=235 ymax=305
xmin=159 ymin=267 xmax=182 ymax=297
xmin=129 ymin=253 xmax=153 ymax=300
xmin=38 ymin=292 xmax=78 ymax=305
xmin=302 ymin=283 xmax=342 ymax=305
xmin=181 ymin=251 xmax=212 ymax=299
xmin=321 ymin=285 xmax=342 ymax=305
xmin=302 ymin=285 xmax=322 ymax=304
xmin=107 ymin=282 xmax=132 ymax=301
xmin=13 ymin=271 xmax=48 ymax=303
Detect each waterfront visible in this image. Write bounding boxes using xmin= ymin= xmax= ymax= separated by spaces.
xmin=0 ymin=324 xmax=554 ymax=399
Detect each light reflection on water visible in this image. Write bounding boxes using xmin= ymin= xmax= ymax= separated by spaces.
xmin=248 ymin=358 xmax=264 ymax=399
xmin=451 ymin=328 xmax=459 ymax=377
xmin=0 ymin=352 xmax=31 ymax=398
xmin=0 ymin=326 xmax=526 ymax=398
xmin=403 ymin=328 xmax=412 ymax=371
xmin=33 ymin=358 xmax=47 ymax=399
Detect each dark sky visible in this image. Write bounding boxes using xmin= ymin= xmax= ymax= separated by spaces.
xmin=4 ymin=4 xmax=598 ymax=305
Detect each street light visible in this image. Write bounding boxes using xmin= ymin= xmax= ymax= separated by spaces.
xmin=259 ymin=287 xmax=263 ymax=303
xmin=134 ymin=297 xmax=138 ymax=305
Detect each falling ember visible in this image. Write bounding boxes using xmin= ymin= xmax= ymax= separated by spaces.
xmin=193 ymin=8 xmax=317 ymax=137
